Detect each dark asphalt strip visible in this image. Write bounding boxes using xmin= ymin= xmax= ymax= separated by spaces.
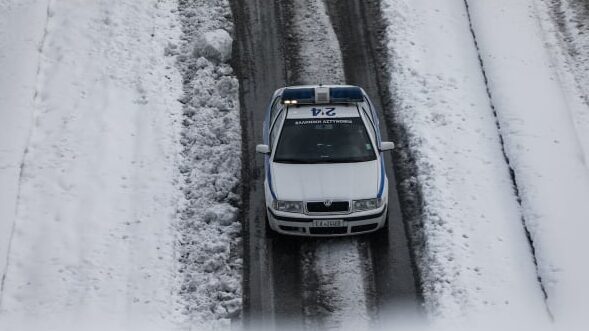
xmin=462 ymin=0 xmax=553 ymax=320
xmin=324 ymin=0 xmax=421 ymax=315
xmin=230 ymin=0 xmax=305 ymax=327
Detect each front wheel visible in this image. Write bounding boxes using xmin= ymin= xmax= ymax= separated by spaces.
xmin=265 ymin=214 xmax=277 ymax=239
xmin=377 ymin=213 xmax=389 ymax=236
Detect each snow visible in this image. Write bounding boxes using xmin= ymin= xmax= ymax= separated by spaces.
xmin=380 ymin=0 xmax=550 ymax=322
xmin=193 ymin=29 xmax=233 ymax=63
xmin=0 ymin=0 xmax=184 ymax=328
xmin=302 ymin=240 xmax=371 ymax=330
xmin=175 ymin=0 xmax=242 ymax=327
xmin=536 ymin=0 xmax=589 ymax=162
xmin=0 ymin=0 xmax=244 ymax=328
xmin=0 ymin=0 xmax=49 ymax=288
xmin=465 ymin=0 xmax=589 ymax=323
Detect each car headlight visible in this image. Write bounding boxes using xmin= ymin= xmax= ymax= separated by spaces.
xmin=273 ymin=200 xmax=303 ymax=213
xmin=353 ymin=198 xmax=382 ymax=212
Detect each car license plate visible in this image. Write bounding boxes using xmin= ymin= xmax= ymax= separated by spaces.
xmin=313 ymin=219 xmax=344 ymax=227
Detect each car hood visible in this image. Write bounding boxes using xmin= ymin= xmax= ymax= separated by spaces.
xmin=270 ymin=160 xmax=380 ymax=201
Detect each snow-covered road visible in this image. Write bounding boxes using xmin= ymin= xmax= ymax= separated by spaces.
xmin=381 ymin=0 xmax=589 ymax=326
xmin=0 ymin=0 xmax=183 ymax=328
xmin=381 ymin=0 xmax=550 ymax=323
xmin=465 ymin=0 xmax=589 ymax=324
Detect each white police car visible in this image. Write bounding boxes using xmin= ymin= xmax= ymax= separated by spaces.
xmin=256 ymin=85 xmax=394 ymax=236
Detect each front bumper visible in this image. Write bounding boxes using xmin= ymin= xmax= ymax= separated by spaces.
xmin=267 ymin=205 xmax=387 ymax=237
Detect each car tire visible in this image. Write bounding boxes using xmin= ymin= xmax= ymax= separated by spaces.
xmin=265 ymin=214 xmax=277 ymax=239
xmin=377 ymin=213 xmax=390 ymax=236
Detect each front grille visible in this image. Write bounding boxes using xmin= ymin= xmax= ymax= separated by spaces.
xmin=309 ymin=227 xmax=348 ymax=235
xmin=306 ymin=201 xmax=349 ymax=213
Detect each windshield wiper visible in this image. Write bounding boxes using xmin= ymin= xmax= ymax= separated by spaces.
xmin=273 ymin=158 xmax=324 ymax=164
xmin=273 ymin=157 xmax=375 ymax=164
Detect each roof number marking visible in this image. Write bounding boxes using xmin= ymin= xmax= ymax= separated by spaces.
xmin=310 ymin=107 xmax=336 ymax=117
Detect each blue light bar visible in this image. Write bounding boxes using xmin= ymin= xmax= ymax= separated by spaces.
xmin=281 ymin=88 xmax=315 ymax=104
xmin=329 ymin=86 xmax=363 ymax=103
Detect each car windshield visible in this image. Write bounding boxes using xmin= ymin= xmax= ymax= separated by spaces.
xmin=273 ymin=117 xmax=376 ymax=163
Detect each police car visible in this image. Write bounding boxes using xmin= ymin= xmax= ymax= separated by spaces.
xmin=256 ymin=85 xmax=394 ymax=236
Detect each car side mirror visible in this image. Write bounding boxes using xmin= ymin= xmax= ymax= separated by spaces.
xmin=379 ymin=141 xmax=395 ymax=151
xmin=256 ymin=144 xmax=270 ymax=154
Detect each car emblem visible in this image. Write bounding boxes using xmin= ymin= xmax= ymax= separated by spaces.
xmin=323 ymin=200 xmax=332 ymax=207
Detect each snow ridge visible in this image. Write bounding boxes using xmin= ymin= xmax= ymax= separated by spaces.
xmin=0 ymin=0 xmax=52 ymax=311
xmin=175 ymin=0 xmax=242 ymax=328
xmin=461 ymin=0 xmax=552 ymax=318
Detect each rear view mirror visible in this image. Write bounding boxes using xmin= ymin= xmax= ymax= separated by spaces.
xmin=256 ymin=144 xmax=270 ymax=154
xmin=379 ymin=141 xmax=395 ymax=151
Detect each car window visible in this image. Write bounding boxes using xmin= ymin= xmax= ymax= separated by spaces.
xmin=270 ymin=107 xmax=286 ymax=147
xmin=273 ymin=117 xmax=377 ymax=164
xmin=362 ymin=107 xmax=378 ymax=143
xmin=269 ymin=97 xmax=282 ymax=126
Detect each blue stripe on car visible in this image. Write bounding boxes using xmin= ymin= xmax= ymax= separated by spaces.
xmin=266 ymin=156 xmax=277 ymax=200
xmin=365 ymin=93 xmax=385 ymax=199
xmin=264 ymin=94 xmax=280 ymax=200
xmin=377 ymin=154 xmax=385 ymax=198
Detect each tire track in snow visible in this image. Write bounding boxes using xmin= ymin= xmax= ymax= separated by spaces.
xmin=462 ymin=0 xmax=553 ymax=319
xmin=301 ymin=240 xmax=374 ymax=330
xmin=540 ymin=0 xmax=589 ymax=172
xmin=0 ymin=0 xmax=52 ymax=311
xmin=284 ymin=0 xmax=345 ymax=85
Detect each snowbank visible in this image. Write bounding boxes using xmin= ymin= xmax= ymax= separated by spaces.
xmin=175 ymin=0 xmax=242 ymax=328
